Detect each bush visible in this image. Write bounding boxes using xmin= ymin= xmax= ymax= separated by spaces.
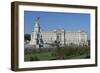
xmin=54 ymin=46 xmax=90 ymax=59
xmin=30 ymin=56 xmax=39 ymax=61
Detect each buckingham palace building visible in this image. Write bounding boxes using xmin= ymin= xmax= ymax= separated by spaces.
xmin=28 ymin=17 xmax=88 ymax=48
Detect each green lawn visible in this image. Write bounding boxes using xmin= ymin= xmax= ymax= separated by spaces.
xmin=24 ymin=46 xmax=90 ymax=61
xmin=25 ymin=52 xmax=56 ymax=61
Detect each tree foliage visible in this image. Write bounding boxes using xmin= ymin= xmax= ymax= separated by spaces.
xmin=24 ymin=34 xmax=31 ymax=41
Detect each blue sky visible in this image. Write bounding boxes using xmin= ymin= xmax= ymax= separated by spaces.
xmin=24 ymin=11 xmax=90 ymax=39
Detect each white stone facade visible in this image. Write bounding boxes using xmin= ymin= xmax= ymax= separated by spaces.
xmin=29 ymin=17 xmax=88 ymax=48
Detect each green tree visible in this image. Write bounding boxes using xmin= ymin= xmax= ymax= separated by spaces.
xmin=24 ymin=34 xmax=31 ymax=41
